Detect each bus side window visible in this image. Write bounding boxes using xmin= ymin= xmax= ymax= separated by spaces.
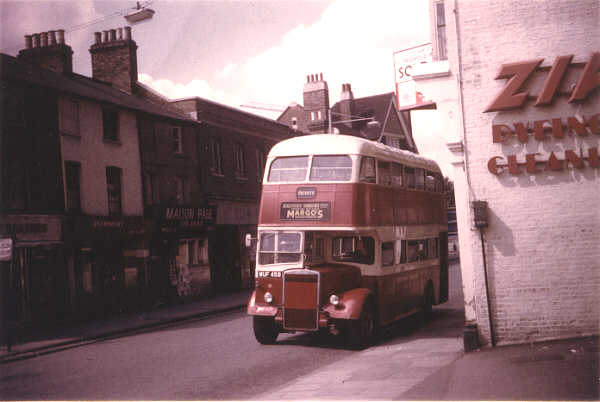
xmin=377 ymin=161 xmax=391 ymax=186
xmin=359 ymin=157 xmax=376 ymax=183
xmin=391 ymin=163 xmax=403 ymax=187
xmin=382 ymin=242 xmax=394 ymax=266
xmin=419 ymin=239 xmax=428 ymax=260
xmin=405 ymin=166 xmax=416 ymax=189
xmin=416 ymin=168 xmax=425 ymax=190
xmin=428 ymin=237 xmax=439 ymax=258
xmin=304 ymin=232 xmax=314 ymax=263
xmin=315 ymin=238 xmax=324 ymax=259
xmin=400 ymin=240 xmax=407 ymax=263
xmin=406 ymin=240 xmax=419 ymax=262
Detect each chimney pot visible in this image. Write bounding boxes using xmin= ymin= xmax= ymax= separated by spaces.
xmin=109 ymin=29 xmax=116 ymax=41
xmin=49 ymin=31 xmax=57 ymax=45
xmin=57 ymin=29 xmax=65 ymax=44
xmin=18 ymin=29 xmax=72 ymax=74
xmin=320 ymin=73 xmax=323 ymax=80
xmin=124 ymin=26 xmax=132 ymax=40
xmin=103 ymin=31 xmax=109 ymax=42
xmin=117 ymin=27 xmax=123 ymax=40
xmin=306 ymin=75 xmax=310 ymax=83
xmin=94 ymin=32 xmax=101 ymax=44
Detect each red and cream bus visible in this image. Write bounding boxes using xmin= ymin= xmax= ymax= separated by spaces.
xmin=247 ymin=134 xmax=448 ymax=349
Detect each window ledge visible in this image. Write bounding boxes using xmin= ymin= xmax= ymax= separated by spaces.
xmin=61 ymin=131 xmax=81 ymax=139
xmin=103 ymin=138 xmax=122 ymax=146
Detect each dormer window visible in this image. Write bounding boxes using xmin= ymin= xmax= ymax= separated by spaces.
xmin=292 ymin=117 xmax=298 ymax=130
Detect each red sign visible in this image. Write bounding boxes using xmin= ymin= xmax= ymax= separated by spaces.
xmin=485 ymin=53 xmax=600 ymax=176
xmin=484 ymin=53 xmax=599 ymax=112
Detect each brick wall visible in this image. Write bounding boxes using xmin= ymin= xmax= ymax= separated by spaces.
xmin=90 ymin=30 xmax=138 ymax=94
xmin=456 ymin=0 xmax=599 ymax=345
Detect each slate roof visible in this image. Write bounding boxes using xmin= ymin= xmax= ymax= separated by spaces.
xmin=171 ymin=97 xmax=293 ymax=138
xmin=330 ymin=92 xmax=395 ymax=136
xmin=1 ymin=53 xmax=194 ymax=123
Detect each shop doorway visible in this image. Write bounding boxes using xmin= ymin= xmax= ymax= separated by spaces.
xmin=209 ymin=226 xmax=241 ymax=292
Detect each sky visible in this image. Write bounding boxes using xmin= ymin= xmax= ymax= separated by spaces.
xmin=0 ymin=0 xmax=453 ymax=178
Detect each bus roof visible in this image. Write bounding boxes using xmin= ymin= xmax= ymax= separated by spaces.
xmin=269 ymin=134 xmax=441 ymax=172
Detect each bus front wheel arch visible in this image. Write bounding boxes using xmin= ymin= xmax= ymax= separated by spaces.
xmin=345 ymin=297 xmax=375 ymax=350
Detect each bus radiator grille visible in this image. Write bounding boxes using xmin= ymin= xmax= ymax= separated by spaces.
xmin=283 ymin=270 xmax=319 ymax=331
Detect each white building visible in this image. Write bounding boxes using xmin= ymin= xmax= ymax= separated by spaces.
xmin=412 ymin=0 xmax=599 ymax=347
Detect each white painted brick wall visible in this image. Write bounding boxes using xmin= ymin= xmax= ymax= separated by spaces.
xmin=456 ymin=0 xmax=599 ymax=345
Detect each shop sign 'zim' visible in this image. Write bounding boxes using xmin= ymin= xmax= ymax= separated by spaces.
xmin=484 ymin=53 xmax=600 ymax=176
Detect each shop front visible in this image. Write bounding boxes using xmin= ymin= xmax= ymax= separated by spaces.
xmin=0 ymin=214 xmax=67 ymax=328
xmin=65 ymin=215 xmax=150 ymax=317
xmin=150 ymin=205 xmax=217 ymax=299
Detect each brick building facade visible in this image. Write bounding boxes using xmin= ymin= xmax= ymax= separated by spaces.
xmin=1 ymin=25 xmax=295 ymax=331
xmin=412 ymin=0 xmax=599 ymax=347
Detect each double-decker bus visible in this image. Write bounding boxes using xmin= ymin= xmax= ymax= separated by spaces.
xmin=247 ymin=134 xmax=448 ymax=349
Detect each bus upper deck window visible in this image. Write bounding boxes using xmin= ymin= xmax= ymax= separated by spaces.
xmin=268 ymin=156 xmax=308 ymax=182
xmin=405 ymin=166 xmax=416 ymax=189
xmin=425 ymin=171 xmax=436 ymax=191
xmin=416 ymin=168 xmax=425 ymax=190
xmin=359 ymin=157 xmax=376 ymax=183
xmin=310 ymin=155 xmax=352 ymax=182
xmin=391 ymin=163 xmax=403 ymax=187
xmin=377 ymin=161 xmax=392 ymax=186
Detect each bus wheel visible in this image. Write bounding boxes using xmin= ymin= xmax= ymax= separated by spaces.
xmin=422 ymin=283 xmax=434 ymax=320
xmin=345 ymin=299 xmax=375 ymax=350
xmin=253 ymin=316 xmax=279 ymax=345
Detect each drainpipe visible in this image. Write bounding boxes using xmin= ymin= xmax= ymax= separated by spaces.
xmin=472 ymin=200 xmax=495 ymax=347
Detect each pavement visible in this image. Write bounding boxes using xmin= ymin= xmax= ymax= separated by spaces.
xmin=1 ymin=287 xmax=598 ymax=400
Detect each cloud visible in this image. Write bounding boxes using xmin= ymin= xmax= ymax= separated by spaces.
xmin=215 ymin=62 xmax=237 ymax=80
xmin=138 ymin=0 xmax=429 ymax=114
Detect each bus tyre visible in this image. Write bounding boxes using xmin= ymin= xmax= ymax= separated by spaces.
xmin=422 ymin=283 xmax=434 ymax=320
xmin=253 ymin=316 xmax=279 ymax=345
xmin=345 ymin=300 xmax=375 ymax=350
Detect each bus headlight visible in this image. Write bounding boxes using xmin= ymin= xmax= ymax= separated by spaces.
xmin=264 ymin=292 xmax=273 ymax=304
xmin=329 ymin=294 xmax=340 ymax=306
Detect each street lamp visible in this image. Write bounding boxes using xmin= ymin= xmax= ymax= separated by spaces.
xmin=125 ymin=1 xmax=155 ymax=24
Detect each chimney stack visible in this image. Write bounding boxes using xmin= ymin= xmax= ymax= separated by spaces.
xmin=90 ymin=26 xmax=138 ymax=94
xmin=339 ymin=83 xmax=355 ymax=128
xmin=18 ymin=29 xmax=73 ymax=74
xmin=303 ymin=72 xmax=330 ymax=133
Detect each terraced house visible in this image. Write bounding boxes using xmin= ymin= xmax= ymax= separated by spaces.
xmin=0 ymin=27 xmax=294 ymax=330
